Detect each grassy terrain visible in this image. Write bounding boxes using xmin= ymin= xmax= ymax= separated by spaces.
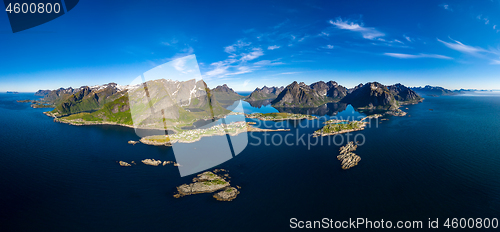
xmin=317 ymin=121 xmax=364 ymax=134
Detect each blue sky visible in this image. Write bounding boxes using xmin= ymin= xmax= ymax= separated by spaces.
xmin=1 ymin=0 xmax=500 ymax=92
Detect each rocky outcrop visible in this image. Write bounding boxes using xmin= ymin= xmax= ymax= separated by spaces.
xmin=141 ymin=159 xmax=162 ymax=166
xmin=385 ymin=109 xmax=407 ymax=116
xmin=175 ymin=171 xmax=230 ymax=196
xmin=337 ymin=142 xmax=361 ymax=169
xmin=119 ymin=161 xmax=132 ymax=167
xmin=173 ymin=170 xmax=240 ymax=202
xmin=213 ymin=187 xmax=239 ymax=201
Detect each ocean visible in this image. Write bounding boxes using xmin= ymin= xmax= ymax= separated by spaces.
xmin=1 ymin=93 xmax=499 ymax=231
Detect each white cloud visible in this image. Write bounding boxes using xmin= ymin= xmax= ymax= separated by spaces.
xmin=253 ymin=59 xmax=284 ymax=66
xmin=436 ymin=39 xmax=500 ymax=65
xmin=268 ymin=45 xmax=280 ymax=50
xmin=437 ymin=38 xmax=488 ymax=54
xmin=384 ymin=53 xmax=453 ymax=59
xmin=319 ymin=31 xmax=329 ymax=37
xmin=273 ymin=20 xmax=289 ymax=29
xmin=404 ymin=35 xmax=412 ymax=42
xmin=224 ymin=40 xmax=251 ymax=53
xmin=205 ymin=42 xmax=267 ymax=79
xmin=494 ymin=25 xmax=497 ymax=30
xmin=322 ymin=45 xmax=334 ymax=49
xmin=440 ymin=4 xmax=453 ymax=11
xmin=205 ymin=65 xmax=229 ymax=77
xmin=329 ymin=17 xmax=385 ymax=40
xmin=243 ymin=79 xmax=251 ymax=87
xmin=231 ymin=66 xmax=252 ymax=75
xmin=240 ymin=48 xmax=264 ymax=61
xmin=173 ymin=57 xmax=187 ymax=72
xmin=161 ymin=38 xmax=179 ymax=46
xmin=280 ymin=72 xmax=300 ymax=75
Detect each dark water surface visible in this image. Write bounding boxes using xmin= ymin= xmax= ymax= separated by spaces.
xmin=1 ymin=93 xmax=499 ymax=231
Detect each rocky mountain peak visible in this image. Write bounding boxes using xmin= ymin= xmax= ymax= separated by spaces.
xmin=212 ymin=84 xmax=236 ymax=94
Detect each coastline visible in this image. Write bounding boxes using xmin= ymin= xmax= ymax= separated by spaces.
xmin=140 ymin=122 xmax=290 ymax=146
xmin=245 ymin=113 xmax=317 ymax=121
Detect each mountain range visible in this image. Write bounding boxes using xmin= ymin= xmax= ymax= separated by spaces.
xmin=37 ymin=80 xmax=231 ymax=131
xmin=246 ymin=80 xmax=422 ymax=110
xmin=245 ymin=86 xmax=284 ymax=101
xmin=32 ymin=79 xmax=427 ymax=129
xmin=410 ymin=85 xmax=457 ymax=96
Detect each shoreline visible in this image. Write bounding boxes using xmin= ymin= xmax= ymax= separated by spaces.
xmin=141 ymin=122 xmax=290 ymax=146
xmin=245 ymin=113 xmax=317 ymax=121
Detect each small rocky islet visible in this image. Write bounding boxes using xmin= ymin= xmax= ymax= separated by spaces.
xmin=173 ymin=170 xmax=240 ymax=202
xmin=117 ymin=159 xmax=180 ymax=167
xmin=337 ymin=141 xmax=361 ymax=169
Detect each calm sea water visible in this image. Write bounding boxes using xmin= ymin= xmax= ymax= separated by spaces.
xmin=1 ymin=93 xmax=499 ymax=231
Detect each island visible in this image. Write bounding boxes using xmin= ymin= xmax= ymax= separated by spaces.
xmin=140 ymin=121 xmax=290 ymax=146
xmin=17 ymin=99 xmax=54 ymax=108
xmin=117 ymin=159 xmax=179 ymax=167
xmin=118 ymin=161 xmax=132 ymax=167
xmin=213 ymin=187 xmax=239 ymax=201
xmin=173 ymin=170 xmax=239 ymax=201
xmin=314 ymin=114 xmax=382 ymax=137
xmin=313 ymin=120 xmax=367 ymax=137
xmin=245 ymin=112 xmax=317 ymax=121
xmin=337 ymin=141 xmax=361 ymax=169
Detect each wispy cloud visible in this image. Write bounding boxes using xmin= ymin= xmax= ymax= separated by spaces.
xmin=240 ymin=48 xmax=264 ymax=61
xmin=253 ymin=59 xmax=284 ymax=66
xmin=224 ymin=40 xmax=251 ymax=53
xmin=280 ymin=72 xmax=300 ymax=75
xmin=319 ymin=31 xmax=329 ymax=37
xmin=173 ymin=56 xmax=190 ymax=73
xmin=329 ymin=17 xmax=385 ymax=40
xmin=384 ymin=53 xmax=453 ymax=59
xmin=404 ymin=35 xmax=412 ymax=42
xmin=437 ymin=38 xmax=500 ymax=64
xmin=491 ymin=60 xmax=500 ymax=65
xmin=243 ymin=79 xmax=251 ymax=86
xmin=439 ymin=4 xmax=453 ymax=11
xmin=273 ymin=19 xmax=289 ymax=29
xmin=161 ymin=38 xmax=179 ymax=46
xmin=322 ymin=45 xmax=334 ymax=49
xmin=437 ymin=38 xmax=488 ymax=54
xmin=268 ymin=45 xmax=280 ymax=50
